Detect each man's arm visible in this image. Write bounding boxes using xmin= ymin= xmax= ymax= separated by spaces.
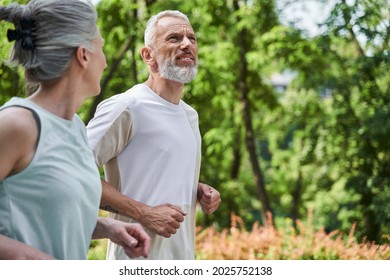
xmin=87 ymin=100 xmax=186 ymax=238
xmin=100 ymin=179 xmax=186 ymax=238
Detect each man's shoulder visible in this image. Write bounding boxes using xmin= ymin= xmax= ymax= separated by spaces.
xmin=180 ymin=100 xmax=199 ymax=123
xmin=97 ymin=84 xmax=146 ymax=111
xmin=180 ymin=99 xmax=198 ymax=114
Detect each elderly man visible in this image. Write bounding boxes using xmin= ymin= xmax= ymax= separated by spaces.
xmin=87 ymin=10 xmax=221 ymax=260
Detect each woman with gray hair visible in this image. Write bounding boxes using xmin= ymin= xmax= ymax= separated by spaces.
xmin=0 ymin=0 xmax=150 ymax=259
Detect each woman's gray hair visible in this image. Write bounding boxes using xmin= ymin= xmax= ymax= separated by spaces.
xmin=144 ymin=10 xmax=190 ymax=48
xmin=0 ymin=0 xmax=99 ymax=83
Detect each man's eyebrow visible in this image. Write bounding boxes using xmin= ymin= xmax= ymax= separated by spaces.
xmin=165 ymin=31 xmax=197 ymax=38
xmin=165 ymin=31 xmax=181 ymax=36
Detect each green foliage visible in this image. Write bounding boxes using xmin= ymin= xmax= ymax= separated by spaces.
xmin=0 ymin=0 xmax=28 ymax=104
xmin=1 ymin=0 xmax=389 ymax=245
xmin=260 ymin=0 xmax=390 ymax=242
xmin=88 ymin=239 xmax=108 ymax=260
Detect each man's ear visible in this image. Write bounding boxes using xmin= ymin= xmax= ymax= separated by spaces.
xmin=141 ymin=47 xmax=154 ymax=64
xmin=75 ymin=46 xmax=89 ymax=69
xmin=141 ymin=46 xmax=158 ymax=72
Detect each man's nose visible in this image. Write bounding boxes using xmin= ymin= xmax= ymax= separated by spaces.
xmin=180 ymin=36 xmax=192 ymax=49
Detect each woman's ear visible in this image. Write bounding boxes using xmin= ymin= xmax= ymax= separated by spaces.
xmin=75 ymin=46 xmax=89 ymax=69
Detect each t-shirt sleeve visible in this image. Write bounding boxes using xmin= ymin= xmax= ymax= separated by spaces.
xmin=86 ymin=99 xmax=133 ymax=167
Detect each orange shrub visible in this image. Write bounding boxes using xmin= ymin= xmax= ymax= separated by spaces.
xmin=195 ymin=213 xmax=390 ymax=260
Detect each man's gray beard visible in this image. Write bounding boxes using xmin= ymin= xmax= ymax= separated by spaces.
xmin=158 ymin=55 xmax=198 ymax=83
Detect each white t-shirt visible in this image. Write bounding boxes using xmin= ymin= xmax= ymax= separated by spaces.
xmin=87 ymin=84 xmax=201 ymax=259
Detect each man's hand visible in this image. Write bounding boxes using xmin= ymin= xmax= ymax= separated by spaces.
xmin=140 ymin=204 xmax=186 ymax=238
xmin=197 ymin=182 xmax=221 ymax=214
xmin=99 ymin=180 xmax=186 ymax=238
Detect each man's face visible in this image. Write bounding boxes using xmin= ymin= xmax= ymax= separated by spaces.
xmin=154 ymin=16 xmax=198 ymax=83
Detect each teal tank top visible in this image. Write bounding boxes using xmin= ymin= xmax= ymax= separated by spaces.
xmin=0 ymin=97 xmax=101 ymax=259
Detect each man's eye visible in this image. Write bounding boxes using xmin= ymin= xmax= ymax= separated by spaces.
xmin=168 ymin=36 xmax=179 ymax=41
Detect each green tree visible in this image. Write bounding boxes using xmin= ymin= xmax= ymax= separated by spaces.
xmin=0 ymin=0 xmax=28 ymax=105
xmin=2 ymin=0 xmax=388 ymax=243
xmin=261 ymin=0 xmax=389 ymax=241
xmin=185 ymin=0 xmax=281 ymax=226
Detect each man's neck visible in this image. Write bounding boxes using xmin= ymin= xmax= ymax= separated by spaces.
xmin=144 ymin=76 xmax=184 ymax=105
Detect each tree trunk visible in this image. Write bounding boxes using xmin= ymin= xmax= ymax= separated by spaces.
xmin=361 ymin=188 xmax=381 ymax=242
xmin=291 ymin=169 xmax=302 ymax=229
xmin=234 ymin=0 xmax=273 ymax=224
xmin=230 ymin=127 xmax=241 ymax=180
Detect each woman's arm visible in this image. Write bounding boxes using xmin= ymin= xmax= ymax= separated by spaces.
xmin=0 ymin=235 xmax=54 ymax=260
xmin=0 ymin=108 xmax=52 ymax=259
xmin=92 ymin=217 xmax=150 ymax=258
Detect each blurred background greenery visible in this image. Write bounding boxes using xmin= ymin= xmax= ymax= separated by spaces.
xmin=1 ymin=0 xmax=389 ymax=255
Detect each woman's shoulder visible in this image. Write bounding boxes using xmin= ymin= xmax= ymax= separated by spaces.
xmin=0 ymin=107 xmax=39 ymax=179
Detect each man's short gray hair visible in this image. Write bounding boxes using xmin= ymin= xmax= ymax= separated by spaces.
xmin=144 ymin=10 xmax=190 ymax=48
xmin=0 ymin=0 xmax=99 ymax=83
